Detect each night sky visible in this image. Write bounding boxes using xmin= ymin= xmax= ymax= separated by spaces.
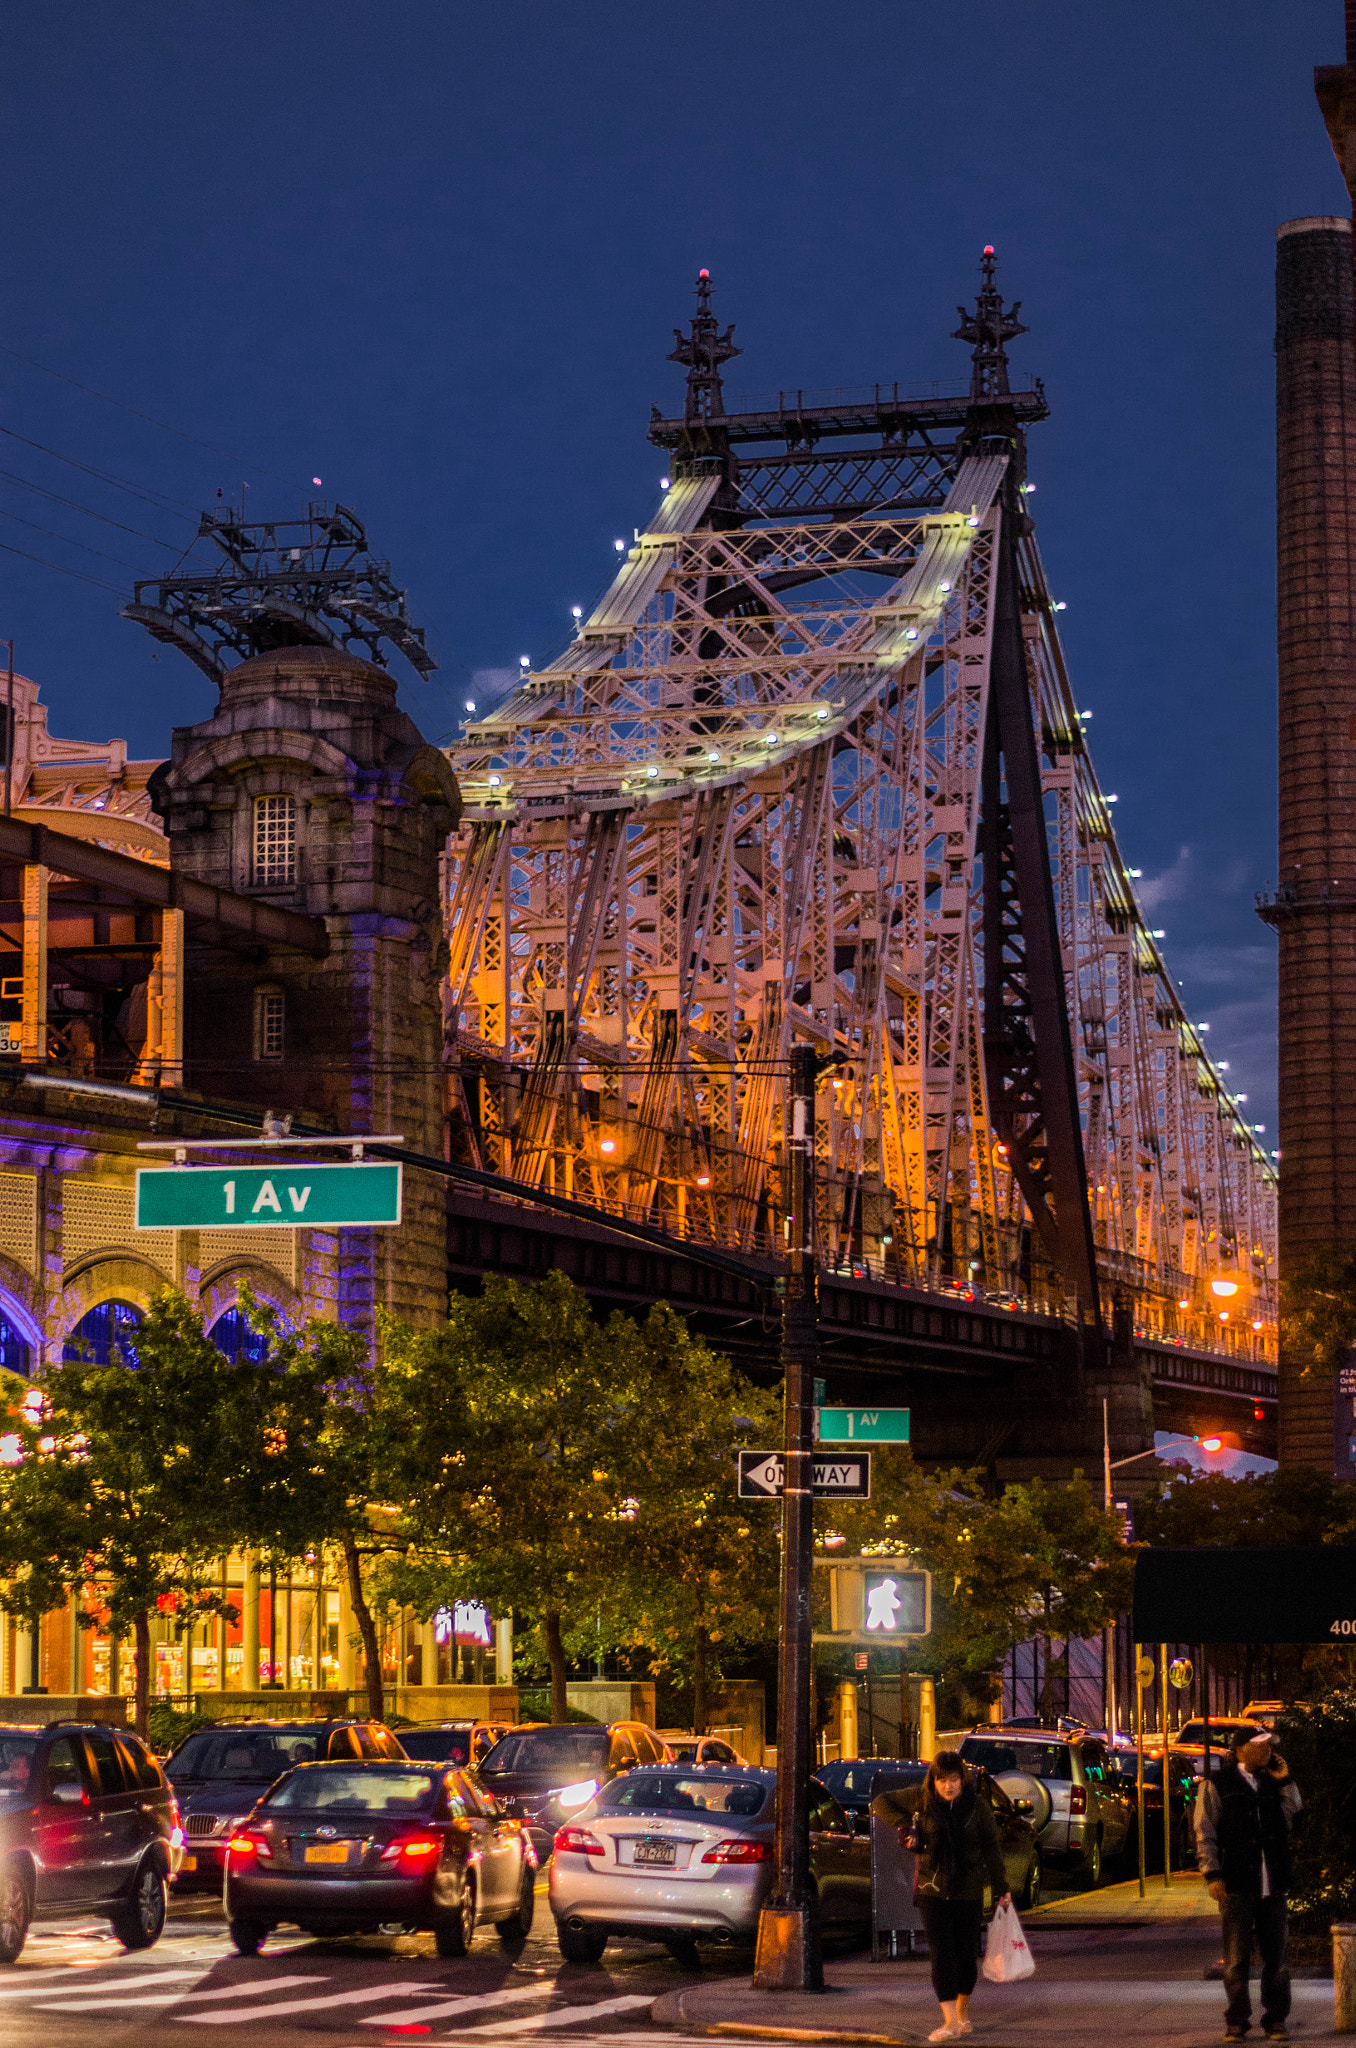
xmin=2 ymin=0 xmax=1349 ymax=1137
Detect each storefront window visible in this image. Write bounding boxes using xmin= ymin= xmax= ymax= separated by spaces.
xmin=64 ymin=1300 xmax=142 ymax=1366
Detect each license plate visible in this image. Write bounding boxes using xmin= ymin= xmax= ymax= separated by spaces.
xmin=305 ymin=1842 xmax=351 ymax=1865
xmin=180 ymin=1855 xmax=197 ymax=1872
xmin=633 ymin=1840 xmax=676 ymax=1867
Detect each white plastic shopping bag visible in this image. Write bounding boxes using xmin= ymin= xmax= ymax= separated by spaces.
xmin=981 ymin=1898 xmax=1035 ymax=1983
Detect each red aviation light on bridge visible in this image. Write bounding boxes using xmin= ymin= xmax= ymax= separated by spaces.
xmin=983 ymin=245 xmax=995 ymax=256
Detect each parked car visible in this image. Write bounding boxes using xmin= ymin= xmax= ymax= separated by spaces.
xmin=1107 ymin=1744 xmax=1197 ymax=1868
xmin=813 ymin=1757 xmax=910 ymax=1834
xmin=224 ymin=1759 xmax=535 ymax=1956
xmin=479 ymin=1722 xmax=670 ymax=1860
xmin=166 ymin=1719 xmax=407 ymax=1893
xmin=548 ymin=1764 xmax=870 ymax=1962
xmin=868 ymin=1763 xmax=1043 ymax=1910
xmin=397 ymin=1722 xmax=512 ymax=1770
xmin=957 ymin=1728 xmax=1132 ymax=1886
xmin=666 ymin=1736 xmax=746 ymax=1768
xmin=1175 ymin=1714 xmax=1269 ymax=1749
xmin=0 ymin=1721 xmax=178 ymax=1963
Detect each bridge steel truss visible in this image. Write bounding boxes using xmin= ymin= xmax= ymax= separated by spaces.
xmin=446 ymin=273 xmax=1276 ymax=1373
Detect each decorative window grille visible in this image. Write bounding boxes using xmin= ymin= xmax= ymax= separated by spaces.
xmin=253 ymin=794 xmax=296 ymax=885
xmin=254 ymin=987 xmax=285 ymax=1061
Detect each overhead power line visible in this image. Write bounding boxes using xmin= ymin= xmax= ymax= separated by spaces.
xmin=0 ymin=505 xmax=144 ymax=573
xmin=0 ymin=467 xmax=181 ymax=551
xmin=0 ymin=425 xmax=200 ymax=519
xmin=0 ymin=342 xmax=316 ymax=494
xmin=0 ymin=536 xmax=123 ymax=593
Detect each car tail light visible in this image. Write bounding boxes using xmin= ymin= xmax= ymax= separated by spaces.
xmin=701 ymin=1838 xmax=773 ymax=1864
xmin=227 ymin=1832 xmax=271 ymax=1859
xmin=1069 ymin=1788 xmax=1087 ymax=1816
xmin=380 ymin=1835 xmax=442 ymax=1863
xmin=554 ymin=1825 xmax=605 ymax=1857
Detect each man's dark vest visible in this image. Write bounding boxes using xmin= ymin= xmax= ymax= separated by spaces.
xmin=1215 ymin=1763 xmax=1291 ymax=1896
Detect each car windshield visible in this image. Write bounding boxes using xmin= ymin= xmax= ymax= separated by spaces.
xmin=167 ymin=1730 xmax=327 ymax=1782
xmin=264 ymin=1768 xmax=439 ymax=1814
xmin=598 ymin=1772 xmax=769 ymax=1817
xmin=0 ymin=1735 xmax=38 ymax=1800
xmin=960 ymin=1739 xmax=1073 ymax=1782
xmin=483 ymin=1729 xmax=609 ymax=1773
xmin=398 ymin=1731 xmax=471 ymax=1764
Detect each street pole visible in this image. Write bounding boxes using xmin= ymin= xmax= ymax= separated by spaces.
xmin=1135 ymin=1641 xmax=1147 ymax=1900
xmin=1103 ymin=1399 xmax=1116 ymax=1736
xmin=754 ymin=1041 xmax=823 ymax=1991
xmin=1160 ymin=1642 xmax=1172 ymax=1889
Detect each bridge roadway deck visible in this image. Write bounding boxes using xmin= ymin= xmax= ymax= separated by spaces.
xmin=445 ymin=1187 xmax=1276 ymax=1467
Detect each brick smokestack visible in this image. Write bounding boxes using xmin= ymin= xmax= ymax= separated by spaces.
xmin=1273 ymin=214 xmax=1356 ymax=1466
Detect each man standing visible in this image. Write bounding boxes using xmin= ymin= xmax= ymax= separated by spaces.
xmin=1194 ymin=1727 xmax=1302 ymax=2043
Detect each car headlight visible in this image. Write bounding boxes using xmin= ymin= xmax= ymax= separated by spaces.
xmin=554 ymin=1779 xmax=599 ymax=1812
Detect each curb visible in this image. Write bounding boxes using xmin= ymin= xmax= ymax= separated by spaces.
xmin=651 ymin=1987 xmax=917 ymax=2047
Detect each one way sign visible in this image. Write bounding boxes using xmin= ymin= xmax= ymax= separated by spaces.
xmin=737 ymin=1451 xmax=871 ymax=1500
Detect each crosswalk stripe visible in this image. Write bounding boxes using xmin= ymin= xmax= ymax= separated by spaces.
xmin=361 ymin=1983 xmax=556 ymax=2026
xmin=456 ymin=1995 xmax=655 ymax=2036
xmin=181 ymin=1979 xmax=448 ymax=2025
xmin=0 ymin=1968 xmax=200 ymax=2004
xmin=38 ymin=1973 xmax=325 ymax=2012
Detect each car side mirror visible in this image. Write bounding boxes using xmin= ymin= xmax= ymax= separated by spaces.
xmin=51 ymin=1781 xmax=86 ymax=1805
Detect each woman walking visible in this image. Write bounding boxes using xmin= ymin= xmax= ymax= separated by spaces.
xmin=906 ymin=1751 xmax=1010 ymax=2041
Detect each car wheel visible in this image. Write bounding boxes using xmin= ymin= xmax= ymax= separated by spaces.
xmin=229 ymin=1919 xmax=269 ymax=1957
xmin=111 ymin=1859 xmax=167 ymax=1950
xmin=1019 ymin=1847 xmax=1042 ymax=1912
xmin=556 ymin=1920 xmax=607 ymax=1964
xmin=1081 ymin=1831 xmax=1102 ymax=1889
xmin=0 ymin=1865 xmax=32 ymax=1966
xmin=495 ymin=1858 xmax=536 ymax=1942
xmin=435 ymin=1873 xmax=476 ymax=1959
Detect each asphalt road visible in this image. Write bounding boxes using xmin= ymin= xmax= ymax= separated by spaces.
xmin=0 ymin=1887 xmax=737 ymax=2048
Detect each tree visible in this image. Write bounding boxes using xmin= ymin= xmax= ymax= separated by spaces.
xmin=380 ymin=1273 xmax=648 ymax=1721
xmin=604 ymin=1306 xmax=779 ymax=1733
xmin=0 ymin=1292 xmax=260 ymax=1733
xmin=1282 ymin=1247 xmax=1356 ymax=1383
xmin=991 ymin=1477 xmax=1133 ymax=1721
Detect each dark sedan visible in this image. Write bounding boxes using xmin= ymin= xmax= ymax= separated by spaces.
xmin=397 ymin=1722 xmax=511 ymax=1770
xmin=167 ymin=1720 xmax=407 ymax=1892
xmin=224 ymin=1761 xmax=536 ymax=1956
xmin=479 ymin=1723 xmax=669 ymax=1860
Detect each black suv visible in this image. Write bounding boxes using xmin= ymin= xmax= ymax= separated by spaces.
xmin=0 ymin=1721 xmax=178 ymax=1963
xmin=166 ymin=1720 xmax=406 ymax=1892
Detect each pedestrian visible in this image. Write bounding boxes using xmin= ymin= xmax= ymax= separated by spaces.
xmin=1194 ymin=1725 xmax=1302 ymax=2043
xmin=904 ymin=1750 xmax=1011 ymax=2042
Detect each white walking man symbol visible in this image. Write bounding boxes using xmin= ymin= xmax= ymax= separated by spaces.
xmin=865 ymin=1576 xmax=901 ymax=1631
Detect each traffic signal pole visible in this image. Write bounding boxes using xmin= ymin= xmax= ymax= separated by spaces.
xmin=754 ymin=1042 xmax=823 ymax=1991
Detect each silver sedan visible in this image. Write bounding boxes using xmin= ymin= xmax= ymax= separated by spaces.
xmin=548 ymin=1766 xmax=870 ymax=1963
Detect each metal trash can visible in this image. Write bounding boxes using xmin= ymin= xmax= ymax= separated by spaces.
xmin=870 ymin=1771 xmax=926 ymax=1959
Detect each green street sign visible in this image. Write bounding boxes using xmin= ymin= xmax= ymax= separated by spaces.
xmin=815 ymin=1406 xmax=911 ymax=1444
xmin=135 ymin=1162 xmax=402 ymax=1231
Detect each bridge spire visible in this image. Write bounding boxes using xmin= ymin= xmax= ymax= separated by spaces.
xmin=669 ymin=268 xmax=740 ymax=424
xmin=954 ymin=245 xmax=1027 ymax=402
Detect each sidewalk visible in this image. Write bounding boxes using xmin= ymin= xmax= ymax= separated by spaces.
xmin=651 ymin=1920 xmax=1337 ymax=2045
xmin=1025 ymin=1870 xmax=1217 ymax=1925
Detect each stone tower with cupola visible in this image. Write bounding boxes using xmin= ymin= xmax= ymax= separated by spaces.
xmin=151 ymin=644 xmax=460 ymax=1333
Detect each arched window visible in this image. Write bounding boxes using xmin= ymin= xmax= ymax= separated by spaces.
xmin=208 ymin=1307 xmax=269 ymax=1365
xmin=253 ymin=794 xmax=296 ymax=886
xmin=64 ymin=1300 xmax=142 ymax=1366
xmin=0 ymin=1308 xmax=32 ymax=1378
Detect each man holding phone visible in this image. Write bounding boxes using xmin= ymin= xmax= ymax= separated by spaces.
xmin=1194 ymin=1726 xmax=1302 ymax=2042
